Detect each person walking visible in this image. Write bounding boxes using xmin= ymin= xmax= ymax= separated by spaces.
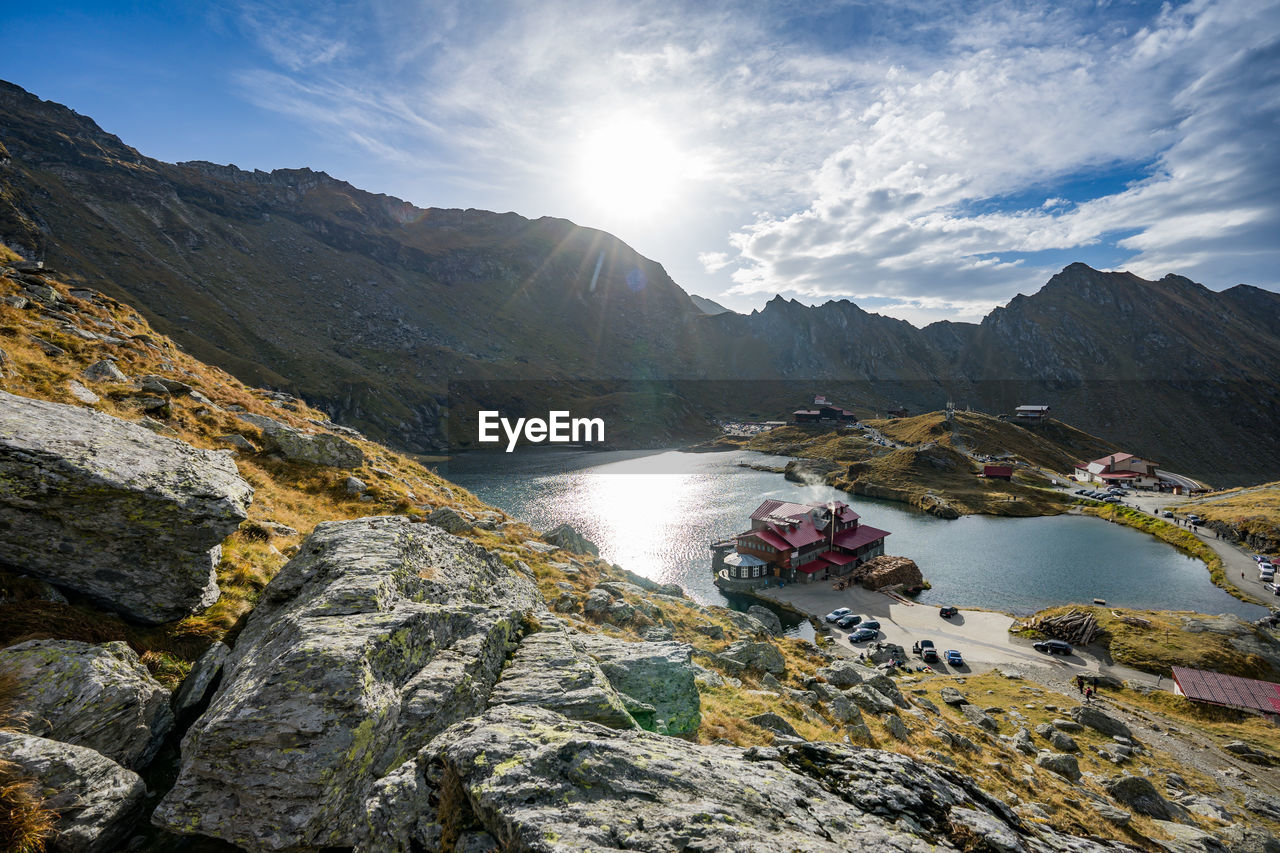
xmin=1076 ymin=675 xmax=1084 ymax=693
xmin=1085 ymin=686 xmax=1093 ymax=704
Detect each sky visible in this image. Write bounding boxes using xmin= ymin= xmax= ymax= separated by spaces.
xmin=3 ymin=0 xmax=1279 ymax=325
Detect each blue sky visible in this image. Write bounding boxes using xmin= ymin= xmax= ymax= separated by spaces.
xmin=3 ymin=0 xmax=1278 ymax=324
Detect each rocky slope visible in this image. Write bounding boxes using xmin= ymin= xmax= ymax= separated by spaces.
xmin=3 ymin=82 xmax=1280 ymax=482
xmin=2 ymin=257 xmax=1280 ymax=851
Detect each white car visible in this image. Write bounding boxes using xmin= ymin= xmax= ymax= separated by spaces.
xmin=824 ymin=607 xmax=852 ymax=623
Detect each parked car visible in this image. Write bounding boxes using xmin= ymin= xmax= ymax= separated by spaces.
xmin=858 ymin=620 xmax=881 ymax=631
xmin=1163 ymin=510 xmax=1174 ymax=518
xmin=824 ymin=607 xmax=852 ymax=623
xmin=1186 ymin=513 xmax=1203 ymax=524
xmin=912 ymin=639 xmax=935 ymax=655
xmin=1075 ymin=488 xmax=1089 ymax=495
xmin=849 ymin=628 xmax=878 ymax=642
xmin=939 ymin=606 xmax=959 ymax=618
xmin=836 ymin=613 xmax=863 ymax=628
xmin=913 ymin=639 xmax=939 ymax=662
xmin=1033 ymin=639 xmax=1073 ymax=655
xmin=944 ymin=649 xmax=964 ymax=666
xmin=1103 ymin=495 xmax=1121 ymax=503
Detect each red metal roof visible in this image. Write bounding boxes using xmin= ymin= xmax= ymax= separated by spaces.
xmin=795 ymin=558 xmax=828 ymax=574
xmin=983 ymin=465 xmax=1014 ymax=477
xmin=751 ymin=500 xmax=859 ymax=525
xmin=819 ymin=551 xmax=857 ymax=565
xmin=1098 ymin=472 xmax=1139 ymax=480
xmin=1172 ymin=666 xmax=1280 ymax=715
xmin=740 ymin=529 xmax=790 ymax=551
xmin=1091 ymin=452 xmax=1135 ymax=467
xmin=832 ymin=525 xmax=890 ymax=550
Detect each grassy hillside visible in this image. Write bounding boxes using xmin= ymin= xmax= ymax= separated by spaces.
xmin=1173 ymin=482 xmax=1280 ymax=553
xmin=727 ymin=413 xmax=1095 ymax=516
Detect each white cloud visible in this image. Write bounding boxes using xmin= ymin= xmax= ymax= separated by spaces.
xmin=228 ymin=0 xmax=1280 ymax=321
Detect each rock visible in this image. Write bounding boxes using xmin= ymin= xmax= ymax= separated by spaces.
xmin=1013 ymin=728 xmax=1037 ymax=756
xmin=1214 ymin=824 xmax=1280 ymax=853
xmin=140 ymin=374 xmax=193 ymax=395
xmin=67 ymin=379 xmax=99 ymax=404
xmin=361 ymin=705 xmax=1101 ymax=853
xmin=748 ymin=712 xmax=802 ymax=739
xmin=583 ymin=588 xmax=613 ymax=615
xmin=717 ymin=640 xmax=786 ymax=675
xmin=1051 ymin=718 xmax=1083 ymax=731
xmin=1104 ymin=775 xmax=1183 ymax=821
xmin=848 ymin=683 xmax=898 ymax=714
xmin=3 ymin=294 xmax=28 ymax=308
xmin=1070 ymin=705 xmax=1132 ymax=739
xmin=489 ymin=631 xmax=637 ymax=730
xmin=605 ymin=599 xmax=636 ymax=625
xmin=940 ymin=686 xmax=967 ymax=705
xmin=171 ymin=641 xmax=230 ymax=721
xmin=216 ymin=432 xmax=256 ymax=451
xmin=426 ymin=506 xmax=475 ymax=534
xmin=139 ymin=378 xmax=173 ymax=396
xmin=694 ymin=621 xmax=725 ymax=640
xmin=718 ymin=607 xmax=772 ymax=635
xmin=850 ymin=554 xmax=924 ymax=590
xmin=0 ymin=391 xmax=252 ymax=623
xmin=811 ymin=683 xmax=865 ymax=726
xmin=656 ymin=582 xmax=685 ymax=597
xmin=1035 ymin=752 xmax=1081 ymax=782
xmin=344 ymin=475 xmax=368 ymax=495
xmin=154 ymin=517 xmax=539 ymax=850
xmin=863 ymin=673 xmax=906 ymax=706
xmin=961 ymin=704 xmax=999 ymax=732
xmin=0 ymin=639 xmax=173 ymax=770
xmin=1177 ymin=793 xmax=1233 ymax=821
xmin=913 ymin=695 xmax=940 ymax=714
xmin=0 ymin=730 xmax=145 ymax=853
xmin=816 ymin=659 xmax=866 ymax=687
xmin=747 ymin=605 xmax=784 ymax=636
xmin=642 ymin=626 xmax=674 ymax=641
xmin=1093 ymin=802 xmax=1132 ymax=826
xmin=1049 ymin=731 xmax=1079 ymax=753
xmin=885 ymin=714 xmax=909 ymax=740
xmin=238 ymin=411 xmax=364 ymax=468
xmin=542 ymin=522 xmax=599 ymax=556
xmin=572 ymin=636 xmax=701 ymax=735
xmin=1224 ymin=740 xmax=1272 ymax=763
xmin=1246 ymin=792 xmax=1280 ymax=821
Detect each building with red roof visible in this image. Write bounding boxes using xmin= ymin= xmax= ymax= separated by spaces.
xmin=715 ymin=499 xmax=889 ymax=587
xmin=1171 ymin=666 xmax=1280 ymax=717
xmin=1074 ymin=452 xmax=1162 ymax=489
xmin=982 ymin=465 xmax=1014 ymax=480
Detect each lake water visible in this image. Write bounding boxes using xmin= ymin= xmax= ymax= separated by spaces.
xmin=446 ymin=449 xmax=1264 ymax=623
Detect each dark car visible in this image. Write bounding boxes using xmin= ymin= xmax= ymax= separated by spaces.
xmin=848 ymin=628 xmax=878 ymax=642
xmin=944 ymin=649 xmax=964 ymax=666
xmin=836 ymin=613 xmax=863 ymax=628
xmin=858 ymin=620 xmax=881 ymax=631
xmin=1033 ymin=639 xmax=1073 ymax=655
xmin=913 ymin=639 xmax=939 ymax=663
xmin=939 ymin=606 xmax=959 ymax=618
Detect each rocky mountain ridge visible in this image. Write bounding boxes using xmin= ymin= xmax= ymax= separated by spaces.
xmin=2 ymin=80 xmax=1279 ymax=483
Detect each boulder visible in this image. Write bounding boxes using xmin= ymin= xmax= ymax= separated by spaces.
xmin=811 ymin=683 xmax=865 ymax=726
xmin=571 ymin=635 xmax=700 ymax=735
xmin=747 ymin=605 xmax=784 ymax=636
xmin=344 ymin=475 xmax=368 ymax=495
xmin=816 ymin=659 xmax=866 ymax=688
xmin=216 ymin=433 xmax=256 ymax=452
xmin=1070 ymin=705 xmax=1132 ymax=739
xmin=0 ymin=639 xmax=172 ymax=770
xmin=238 ymin=411 xmax=364 ymax=468
xmin=1048 ymin=730 xmax=1079 ymax=753
xmin=67 ymin=379 xmax=99 ymax=404
xmin=426 ymin=506 xmax=474 ymax=534
xmin=748 ymin=712 xmax=801 ymax=739
xmin=488 ymin=630 xmax=636 ymax=730
xmin=717 ymin=640 xmax=786 ymax=675
xmin=0 ymin=730 xmax=145 ymax=853
xmin=171 ymin=641 xmax=230 ymax=721
xmin=0 ymin=391 xmax=253 ymax=623
xmin=848 ymin=683 xmax=898 ymax=714
xmin=542 ymin=523 xmax=599 ymax=556
xmin=961 ymin=704 xmax=999 ymax=733
xmin=1035 ymin=752 xmax=1081 ymax=782
xmin=153 ymin=517 xmax=539 ymax=851
xmin=1104 ymin=775 xmax=1184 ymax=821
xmin=355 ymin=705 xmax=1104 ymax=853
xmin=940 ymin=686 xmax=967 ymax=706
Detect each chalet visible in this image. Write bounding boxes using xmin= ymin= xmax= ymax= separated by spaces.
xmin=982 ymin=465 xmax=1014 ymax=481
xmin=793 ymin=409 xmax=821 ymax=423
xmin=1074 ymin=452 xmax=1162 ymax=489
xmin=794 ymin=405 xmax=857 ymax=424
xmin=715 ymin=499 xmax=889 ymax=588
xmin=1014 ymin=405 xmax=1050 ymax=422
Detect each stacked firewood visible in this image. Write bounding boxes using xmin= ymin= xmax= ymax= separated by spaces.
xmin=1030 ymin=609 xmax=1101 ymax=645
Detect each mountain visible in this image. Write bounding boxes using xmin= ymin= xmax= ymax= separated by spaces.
xmin=689 ymin=293 xmax=735 ymax=315
xmin=2 ymin=80 xmax=1279 ymax=484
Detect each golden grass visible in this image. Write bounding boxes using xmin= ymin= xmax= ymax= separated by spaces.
xmin=0 ymin=762 xmax=54 ymax=853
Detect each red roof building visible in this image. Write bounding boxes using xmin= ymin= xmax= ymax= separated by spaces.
xmin=719 ymin=499 xmax=889 ymax=585
xmin=1172 ymin=666 xmax=1280 ymax=716
xmin=983 ymin=465 xmax=1014 ymax=480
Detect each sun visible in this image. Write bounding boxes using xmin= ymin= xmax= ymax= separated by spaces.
xmin=575 ymin=117 xmax=684 ymax=219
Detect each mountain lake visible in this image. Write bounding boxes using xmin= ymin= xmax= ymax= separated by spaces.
xmin=445 ymin=448 xmax=1266 ymax=636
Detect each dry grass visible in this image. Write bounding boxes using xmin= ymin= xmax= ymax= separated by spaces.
xmin=0 ymin=763 xmax=54 ymax=853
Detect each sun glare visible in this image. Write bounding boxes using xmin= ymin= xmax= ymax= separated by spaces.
xmin=576 ymin=118 xmax=684 ymax=218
